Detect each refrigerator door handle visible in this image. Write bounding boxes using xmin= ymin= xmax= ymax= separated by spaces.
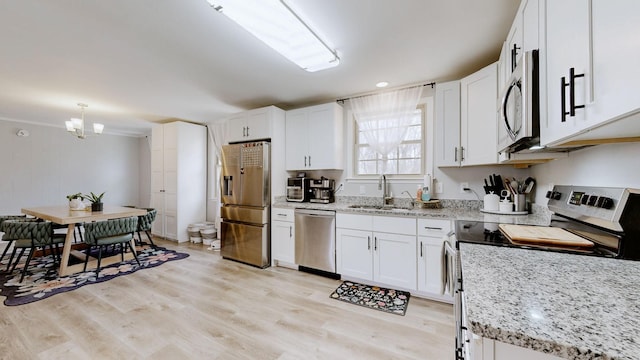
xmin=222 ymin=176 xmax=233 ymax=196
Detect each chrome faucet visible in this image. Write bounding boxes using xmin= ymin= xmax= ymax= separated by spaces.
xmin=378 ymin=174 xmax=391 ymax=205
xmin=401 ymin=190 xmax=416 ymax=208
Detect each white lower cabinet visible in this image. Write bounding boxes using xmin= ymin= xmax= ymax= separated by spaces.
xmin=417 ymin=218 xmax=453 ymax=299
xmin=472 ymin=336 xmax=563 ymax=360
xmin=336 ymin=213 xmax=417 ymax=290
xmin=271 ymin=208 xmax=295 ymax=267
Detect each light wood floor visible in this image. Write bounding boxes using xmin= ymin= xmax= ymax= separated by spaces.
xmin=0 ymin=238 xmax=454 ymax=360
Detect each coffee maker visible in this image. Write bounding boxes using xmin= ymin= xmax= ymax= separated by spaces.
xmin=309 ymin=177 xmax=335 ymax=203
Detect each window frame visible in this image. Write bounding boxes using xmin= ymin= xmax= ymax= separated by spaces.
xmin=345 ymin=95 xmax=434 ymax=183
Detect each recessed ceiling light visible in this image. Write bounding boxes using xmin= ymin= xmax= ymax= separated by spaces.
xmin=376 ymin=81 xmax=389 ymax=88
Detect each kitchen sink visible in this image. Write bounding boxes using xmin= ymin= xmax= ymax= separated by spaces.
xmin=347 ymin=205 xmax=413 ymax=211
xmin=347 ymin=205 xmax=382 ymax=209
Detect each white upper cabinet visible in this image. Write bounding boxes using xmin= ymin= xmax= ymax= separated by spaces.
xmin=436 ymin=63 xmax=499 ymax=167
xmin=460 ymin=62 xmax=499 ymax=166
xmin=541 ymin=0 xmax=591 ymax=145
xmin=541 ymin=0 xmax=640 ymax=147
xmin=285 ymin=102 xmax=344 ymax=170
xmin=500 ymin=0 xmax=539 ymax=94
xmin=227 ymin=106 xmax=282 ymax=143
xmin=506 ymin=9 xmax=523 ymax=75
xmin=435 ymin=81 xmax=461 ymax=167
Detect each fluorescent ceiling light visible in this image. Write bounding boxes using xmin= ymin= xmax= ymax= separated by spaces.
xmin=207 ymin=0 xmax=339 ymax=72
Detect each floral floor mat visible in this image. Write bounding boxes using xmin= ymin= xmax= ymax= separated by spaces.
xmin=330 ymin=281 xmax=411 ymax=316
xmin=0 ymin=246 xmax=189 ymax=306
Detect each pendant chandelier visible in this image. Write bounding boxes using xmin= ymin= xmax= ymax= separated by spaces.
xmin=65 ymin=103 xmax=104 ymax=139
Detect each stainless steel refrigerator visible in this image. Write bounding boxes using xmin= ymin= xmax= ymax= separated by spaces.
xmin=220 ymin=141 xmax=270 ymax=268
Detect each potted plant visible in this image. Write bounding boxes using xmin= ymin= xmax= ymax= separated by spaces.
xmin=67 ymin=193 xmax=85 ymax=210
xmin=85 ymin=191 xmax=105 ymax=212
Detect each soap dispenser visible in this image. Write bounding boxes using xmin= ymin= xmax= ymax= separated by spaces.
xmin=421 ymin=185 xmax=431 ymax=201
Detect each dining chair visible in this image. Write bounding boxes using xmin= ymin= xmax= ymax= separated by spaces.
xmin=0 ymin=220 xmax=63 ymax=282
xmin=0 ymin=215 xmax=28 ymax=265
xmin=82 ymin=217 xmax=140 ymax=275
xmin=136 ymin=208 xmax=157 ymax=248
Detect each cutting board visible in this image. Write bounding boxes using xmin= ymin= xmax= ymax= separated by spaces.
xmin=498 ymin=224 xmax=594 ymax=248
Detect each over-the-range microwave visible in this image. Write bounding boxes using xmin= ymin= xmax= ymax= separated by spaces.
xmin=497 ymin=50 xmax=540 ymax=154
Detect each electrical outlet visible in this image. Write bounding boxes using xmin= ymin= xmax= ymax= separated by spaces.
xmin=436 ymin=182 xmax=443 ymax=194
xmin=359 ymin=185 xmax=366 ymax=195
xmin=460 ymin=182 xmax=469 ymax=193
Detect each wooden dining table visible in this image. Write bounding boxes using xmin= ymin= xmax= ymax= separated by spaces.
xmin=21 ymin=205 xmax=147 ymax=276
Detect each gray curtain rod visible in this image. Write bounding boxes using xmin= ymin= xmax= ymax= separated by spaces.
xmin=336 ymin=82 xmax=435 ymax=104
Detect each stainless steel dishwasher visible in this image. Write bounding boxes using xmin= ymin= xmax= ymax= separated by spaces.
xmin=294 ymin=209 xmax=336 ymax=274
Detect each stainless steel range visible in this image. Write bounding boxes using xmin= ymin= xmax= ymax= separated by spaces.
xmin=455 ymin=185 xmax=640 ymax=260
xmin=450 ymin=185 xmax=640 ymax=359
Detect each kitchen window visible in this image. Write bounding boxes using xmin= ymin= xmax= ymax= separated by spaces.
xmin=354 ymin=106 xmax=424 ymax=176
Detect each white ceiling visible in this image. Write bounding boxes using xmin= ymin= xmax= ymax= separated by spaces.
xmin=0 ymin=0 xmax=518 ymax=136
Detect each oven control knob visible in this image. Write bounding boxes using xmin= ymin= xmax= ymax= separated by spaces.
xmin=545 ymin=191 xmax=552 ymax=199
xmin=580 ymin=194 xmax=589 ymax=205
xmin=598 ymin=197 xmax=614 ymax=209
xmin=552 ymin=191 xmax=562 ymax=200
xmin=587 ymin=195 xmax=598 ymax=206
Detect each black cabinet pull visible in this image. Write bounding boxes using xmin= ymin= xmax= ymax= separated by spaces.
xmin=561 ymin=67 xmax=585 ymax=122
xmin=569 ymin=67 xmax=585 ymax=116
xmin=454 ymin=147 xmax=458 ymax=162
xmin=511 ymin=43 xmax=521 ymax=72
xmin=420 ymin=241 xmax=423 ymax=257
xmin=367 ymin=236 xmax=371 ymax=250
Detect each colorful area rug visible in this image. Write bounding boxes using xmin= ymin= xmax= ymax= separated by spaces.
xmin=0 ymin=246 xmax=189 ymax=306
xmin=330 ymin=281 xmax=411 ymax=316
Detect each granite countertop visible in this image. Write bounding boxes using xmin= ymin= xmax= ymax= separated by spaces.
xmin=459 ymin=243 xmax=640 ymax=360
xmin=273 ymin=196 xmax=550 ymax=226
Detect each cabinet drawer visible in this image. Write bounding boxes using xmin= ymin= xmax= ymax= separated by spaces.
xmin=336 ymin=213 xmax=372 ymax=231
xmin=272 ymin=208 xmax=294 ymax=222
xmin=373 ymin=216 xmax=416 ymax=236
xmin=417 ymin=218 xmax=452 ymax=237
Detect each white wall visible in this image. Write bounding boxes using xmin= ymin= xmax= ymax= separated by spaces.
xmin=530 ymin=142 xmax=640 ymax=204
xmin=0 ymin=120 xmax=143 ymax=214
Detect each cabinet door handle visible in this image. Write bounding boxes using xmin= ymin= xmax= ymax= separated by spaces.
xmin=246 ymin=126 xmax=250 ymax=137
xmin=374 ymin=237 xmax=378 ymax=251
xmin=561 ymin=76 xmax=567 ymax=122
xmin=304 ymin=156 xmax=307 ymax=167
xmin=289 ymin=226 xmax=292 ymax=237
xmin=569 ymin=67 xmax=585 ymax=117
xmin=308 ymin=156 xmax=311 ymax=167
xmin=420 ymin=241 xmax=423 ymax=257
xmin=460 ymin=147 xmax=465 ymax=162
xmin=561 ymin=68 xmax=585 ymax=122
xmin=367 ymin=236 xmax=371 ymax=250
xmin=454 ymin=147 xmax=458 ymax=162
xmin=424 ymin=226 xmax=443 ymax=231
xmin=511 ymin=43 xmax=521 ymax=72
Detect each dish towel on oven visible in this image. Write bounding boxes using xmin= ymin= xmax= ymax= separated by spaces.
xmin=441 ymin=239 xmax=457 ymax=296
